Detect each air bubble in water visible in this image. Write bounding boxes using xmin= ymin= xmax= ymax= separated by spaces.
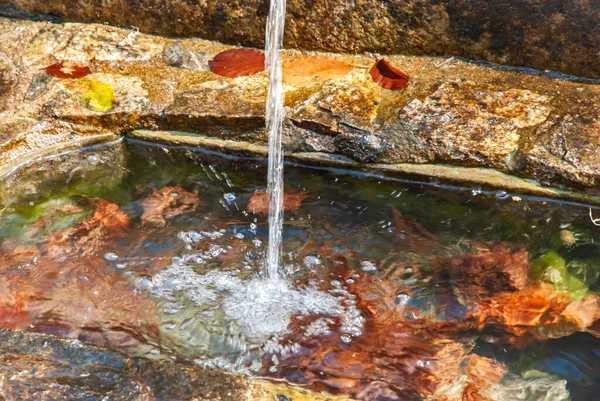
xmin=360 ymin=260 xmax=377 ymax=272
xmin=396 ymin=292 xmax=410 ymax=306
xmin=495 ymin=190 xmax=510 ymax=200
xmin=224 ymin=193 xmax=236 ymax=202
xmin=135 ymin=277 xmax=153 ymax=291
xmin=303 ymin=255 xmax=321 ymax=267
xmin=103 ymin=252 xmax=119 ymax=261
xmin=340 ymin=334 xmax=352 ymax=343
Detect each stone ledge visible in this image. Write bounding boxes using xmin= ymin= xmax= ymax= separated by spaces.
xmin=0 ymin=16 xmax=599 ymax=199
xmin=129 ymin=129 xmax=600 ymax=207
xmin=1 ymin=0 xmax=599 ymax=79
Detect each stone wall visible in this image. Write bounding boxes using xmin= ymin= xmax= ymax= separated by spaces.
xmin=1 ymin=17 xmax=599 ymax=200
xmin=1 ymin=0 xmax=599 ymax=79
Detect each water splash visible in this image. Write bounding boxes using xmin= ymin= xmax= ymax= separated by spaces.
xmin=265 ymin=0 xmax=287 ymax=279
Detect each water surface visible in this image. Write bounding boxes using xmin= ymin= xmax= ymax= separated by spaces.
xmin=1 ymin=140 xmax=600 ymax=400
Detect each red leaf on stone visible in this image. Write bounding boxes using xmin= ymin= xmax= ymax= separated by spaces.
xmin=44 ymin=60 xmax=92 ymax=79
xmin=370 ymin=59 xmax=409 ymax=90
xmin=208 ymin=49 xmax=265 ymax=78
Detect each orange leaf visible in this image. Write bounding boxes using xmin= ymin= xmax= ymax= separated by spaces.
xmin=247 ymin=190 xmax=307 ymax=215
xmin=0 ymin=277 xmax=31 ymax=330
xmin=561 ymin=294 xmax=600 ymax=329
xmin=208 ymin=48 xmax=265 ymax=78
xmin=44 ymin=60 xmax=92 ymax=79
xmin=90 ymin=199 xmax=131 ymax=233
xmin=282 ymin=56 xmax=355 ymax=87
xmin=42 ymin=200 xmax=131 ymax=260
xmin=140 ymin=186 xmax=202 ymax=226
xmin=370 ymin=58 xmax=409 ymax=90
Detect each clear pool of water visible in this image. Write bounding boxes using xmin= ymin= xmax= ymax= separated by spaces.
xmin=1 ymin=139 xmax=600 ymax=401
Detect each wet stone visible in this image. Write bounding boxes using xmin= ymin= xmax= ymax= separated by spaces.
xmin=376 ymin=81 xmax=552 ymax=170
xmin=291 ymin=70 xmax=382 ymax=135
xmin=2 ymin=0 xmax=600 ymax=79
xmin=0 ymin=52 xmax=17 ymax=112
xmin=524 ymin=114 xmax=600 ymax=193
xmin=0 ymin=16 xmax=599 ymax=196
xmin=163 ymin=42 xmax=211 ymax=71
xmin=0 ymin=329 xmax=251 ymax=401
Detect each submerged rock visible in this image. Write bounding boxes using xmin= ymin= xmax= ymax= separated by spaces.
xmin=0 ymin=329 xmax=253 ymax=400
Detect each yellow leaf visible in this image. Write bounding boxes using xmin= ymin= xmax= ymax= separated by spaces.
xmin=78 ymin=79 xmax=114 ymax=112
xmin=282 ymin=56 xmax=355 ymax=88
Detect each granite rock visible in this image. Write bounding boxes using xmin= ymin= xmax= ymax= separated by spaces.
xmin=0 ymin=16 xmax=598 ymax=196
xmin=1 ymin=0 xmax=599 ymax=78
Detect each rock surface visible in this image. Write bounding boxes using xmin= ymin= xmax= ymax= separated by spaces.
xmin=0 ymin=328 xmax=347 ymax=401
xmin=1 ymin=0 xmax=599 ymax=79
xmin=0 ymin=16 xmax=599 ymax=199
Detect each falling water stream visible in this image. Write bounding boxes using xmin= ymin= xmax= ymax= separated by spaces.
xmin=264 ymin=0 xmax=287 ymax=278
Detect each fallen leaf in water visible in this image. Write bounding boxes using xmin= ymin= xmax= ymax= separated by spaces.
xmin=370 ymin=59 xmax=409 ymax=90
xmin=392 ymin=208 xmax=437 ymax=251
xmin=44 ymin=60 xmax=92 ymax=79
xmin=435 ymin=242 xmax=530 ymax=297
xmin=420 ymin=343 xmax=508 ymax=401
xmin=0 ymin=239 xmax=39 ymax=273
xmin=474 ymin=282 xmax=569 ymax=328
xmin=208 ymin=48 xmax=265 ymax=78
xmin=561 ymin=294 xmax=600 ymax=329
xmin=282 ymin=56 xmax=355 ymax=88
xmin=0 ymin=277 xmax=31 ymax=329
xmin=88 ymin=199 xmax=131 ymax=232
xmin=140 ymin=186 xmax=202 ymax=226
xmin=248 ymin=190 xmax=307 ymax=215
xmin=42 ymin=199 xmax=130 ymax=259
xmin=470 ymin=281 xmax=578 ymax=347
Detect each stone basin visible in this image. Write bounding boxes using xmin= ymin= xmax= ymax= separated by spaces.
xmin=0 ymin=16 xmax=599 ymax=204
xmin=0 ymin=5 xmax=600 ymax=401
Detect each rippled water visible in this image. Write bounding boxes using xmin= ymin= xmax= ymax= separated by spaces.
xmin=1 ymin=141 xmax=600 ymax=400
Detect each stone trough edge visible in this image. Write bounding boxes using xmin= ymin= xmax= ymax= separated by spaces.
xmin=128 ymin=129 xmax=600 ymax=208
